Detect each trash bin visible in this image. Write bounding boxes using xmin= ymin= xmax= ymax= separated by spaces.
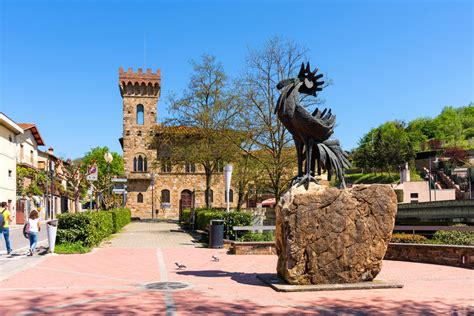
xmin=46 ymin=219 xmax=58 ymax=253
xmin=209 ymin=219 xmax=224 ymax=248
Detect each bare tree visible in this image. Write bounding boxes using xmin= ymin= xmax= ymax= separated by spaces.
xmin=162 ymin=55 xmax=241 ymax=208
xmin=233 ymin=37 xmax=324 ymax=200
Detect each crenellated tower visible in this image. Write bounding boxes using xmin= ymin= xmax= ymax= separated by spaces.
xmin=119 ymin=67 xmax=161 ymax=176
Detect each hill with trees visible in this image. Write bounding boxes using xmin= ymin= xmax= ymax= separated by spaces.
xmin=352 ymin=104 xmax=473 ymax=173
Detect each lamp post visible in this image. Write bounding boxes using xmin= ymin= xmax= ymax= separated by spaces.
xmin=49 ymin=158 xmax=55 ymax=219
xmin=224 ymin=164 xmax=233 ymax=212
xmin=104 ymin=152 xmax=113 ymax=209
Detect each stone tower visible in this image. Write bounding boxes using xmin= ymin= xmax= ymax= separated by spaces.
xmin=119 ymin=67 xmax=161 ymax=218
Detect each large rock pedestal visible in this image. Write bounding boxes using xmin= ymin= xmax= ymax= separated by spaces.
xmin=276 ymin=183 xmax=397 ymax=285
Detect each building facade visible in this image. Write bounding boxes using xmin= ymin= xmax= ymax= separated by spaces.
xmin=119 ymin=67 xmax=236 ymax=219
xmin=0 ymin=113 xmax=24 ymax=221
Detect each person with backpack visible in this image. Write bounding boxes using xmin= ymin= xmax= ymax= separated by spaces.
xmin=0 ymin=201 xmax=12 ymax=255
xmin=27 ymin=210 xmax=41 ymax=256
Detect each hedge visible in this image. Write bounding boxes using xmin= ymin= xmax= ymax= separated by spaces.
xmin=109 ymin=208 xmax=131 ymax=233
xmin=432 ymin=225 xmax=474 ymax=246
xmin=194 ymin=208 xmax=252 ymax=240
xmin=181 ymin=208 xmax=192 ymax=223
xmin=390 ymin=233 xmax=427 ymax=244
xmin=57 ymin=208 xmax=131 ymax=247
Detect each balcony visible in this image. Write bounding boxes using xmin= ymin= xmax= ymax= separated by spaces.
xmin=128 ymin=172 xmax=151 ymax=180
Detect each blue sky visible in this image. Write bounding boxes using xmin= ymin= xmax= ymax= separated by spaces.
xmin=1 ymin=0 xmax=472 ymax=159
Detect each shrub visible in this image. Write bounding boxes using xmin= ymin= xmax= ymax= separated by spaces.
xmin=181 ymin=208 xmax=192 ymax=223
xmin=194 ymin=209 xmax=252 ymax=240
xmin=432 ymin=225 xmax=474 ymax=246
xmin=238 ymin=231 xmax=274 ymax=242
xmin=108 ymin=208 xmax=131 ymax=233
xmin=195 ymin=209 xmax=224 ymax=231
xmin=221 ymin=211 xmax=252 ymax=240
xmin=54 ymin=241 xmax=91 ymax=254
xmin=390 ymin=233 xmax=427 ymax=244
xmin=57 ymin=211 xmax=114 ymax=247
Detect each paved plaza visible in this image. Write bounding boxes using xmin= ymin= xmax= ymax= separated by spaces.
xmin=0 ymin=221 xmax=472 ymax=315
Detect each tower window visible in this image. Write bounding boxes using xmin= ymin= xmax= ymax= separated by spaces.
xmin=161 ymin=189 xmax=170 ymax=203
xmin=134 ymin=155 xmax=147 ymax=172
xmin=137 ymin=104 xmax=144 ymax=125
xmin=137 ymin=193 xmax=143 ymax=203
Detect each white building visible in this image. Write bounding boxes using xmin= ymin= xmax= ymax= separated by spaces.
xmin=16 ymin=123 xmax=45 ymax=169
xmin=0 ymin=113 xmax=24 ymax=220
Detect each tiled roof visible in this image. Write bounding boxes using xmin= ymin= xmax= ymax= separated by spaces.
xmin=17 ymin=123 xmax=45 ymax=146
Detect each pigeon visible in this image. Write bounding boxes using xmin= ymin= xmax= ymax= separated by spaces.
xmin=175 ymin=262 xmax=186 ymax=269
xmin=211 ymin=255 xmax=219 ymax=262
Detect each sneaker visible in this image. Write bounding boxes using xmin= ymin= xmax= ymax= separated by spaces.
xmin=7 ymin=250 xmax=12 ymax=255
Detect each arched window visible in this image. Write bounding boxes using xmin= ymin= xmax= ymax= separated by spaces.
xmin=161 ymin=189 xmax=170 ymax=203
xmin=136 ymin=104 xmax=144 ymax=125
xmin=134 ymin=154 xmax=147 ymax=172
xmin=138 ymin=155 xmax=143 ymax=172
xmin=225 ymin=189 xmax=234 ymax=203
xmin=137 ymin=193 xmax=143 ymax=203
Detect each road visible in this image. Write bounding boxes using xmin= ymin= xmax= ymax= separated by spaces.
xmin=0 ymin=223 xmax=49 ymax=281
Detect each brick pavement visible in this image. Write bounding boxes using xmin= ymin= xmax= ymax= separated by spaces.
xmin=105 ymin=221 xmax=199 ymax=248
xmin=0 ymin=220 xmax=472 ymax=315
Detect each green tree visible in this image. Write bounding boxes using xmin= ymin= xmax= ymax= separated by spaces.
xmin=81 ymin=146 xmax=124 ymax=209
xmin=353 ymin=121 xmax=414 ymax=173
xmin=433 ymin=106 xmax=464 ymax=147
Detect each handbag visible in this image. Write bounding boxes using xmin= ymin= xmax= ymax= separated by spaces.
xmin=23 ymin=222 xmax=30 ymax=239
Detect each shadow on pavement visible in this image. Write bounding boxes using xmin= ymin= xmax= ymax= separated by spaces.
xmin=177 ymin=269 xmax=267 ymax=287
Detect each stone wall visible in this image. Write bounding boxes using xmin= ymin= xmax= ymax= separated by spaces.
xmin=229 ymin=241 xmax=474 ymax=269
xmin=384 ymin=243 xmax=474 ymax=269
xmin=230 ymin=241 xmax=276 ymax=255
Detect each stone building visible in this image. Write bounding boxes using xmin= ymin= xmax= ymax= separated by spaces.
xmin=118 ymin=67 xmax=236 ymax=219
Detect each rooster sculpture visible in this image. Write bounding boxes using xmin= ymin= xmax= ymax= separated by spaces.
xmin=275 ymin=62 xmax=350 ymax=188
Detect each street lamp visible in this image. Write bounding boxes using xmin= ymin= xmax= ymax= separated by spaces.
xmin=49 ymin=158 xmax=55 ymax=219
xmin=104 ymin=152 xmax=113 ymax=209
xmin=224 ymin=164 xmax=233 ymax=213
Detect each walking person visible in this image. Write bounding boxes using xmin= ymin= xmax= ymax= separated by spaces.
xmin=0 ymin=201 xmax=12 ymax=255
xmin=27 ymin=210 xmax=41 ymax=256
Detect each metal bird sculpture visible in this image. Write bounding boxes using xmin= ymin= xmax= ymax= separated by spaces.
xmin=275 ymin=62 xmax=351 ymax=188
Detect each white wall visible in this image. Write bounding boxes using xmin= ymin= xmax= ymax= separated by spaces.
xmin=397 ymin=181 xmax=456 ymax=203
xmin=0 ymin=125 xmax=18 ymax=218
xmin=16 ymin=130 xmax=38 ymax=168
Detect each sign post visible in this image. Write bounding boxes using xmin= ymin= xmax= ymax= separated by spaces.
xmin=86 ymin=163 xmax=98 ymax=210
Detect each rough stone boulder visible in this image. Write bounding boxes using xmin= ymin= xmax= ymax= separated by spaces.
xmin=275 ymin=183 xmax=397 ymax=285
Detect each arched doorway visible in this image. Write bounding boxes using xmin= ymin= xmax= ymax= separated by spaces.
xmin=180 ymin=190 xmax=192 ymax=211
